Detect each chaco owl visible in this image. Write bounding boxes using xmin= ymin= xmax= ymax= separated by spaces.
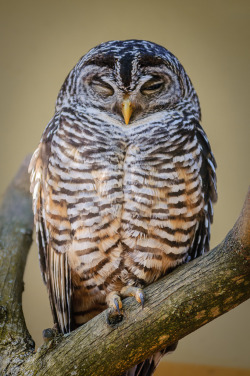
xmin=29 ymin=40 xmax=217 ymax=375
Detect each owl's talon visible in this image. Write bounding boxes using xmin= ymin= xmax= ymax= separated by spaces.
xmin=121 ymin=286 xmax=145 ymax=308
xmin=139 ymin=292 xmax=145 ymax=309
xmin=106 ymin=291 xmax=123 ymax=314
xmin=114 ymin=298 xmax=121 ymax=314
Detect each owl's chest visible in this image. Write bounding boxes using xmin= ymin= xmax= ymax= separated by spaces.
xmin=121 ymin=132 xmax=203 ymax=239
xmin=57 ymin=120 xmax=203 ymax=220
xmin=122 ymin=127 xmax=203 ymax=206
xmin=58 ymin=120 xmax=203 ymax=287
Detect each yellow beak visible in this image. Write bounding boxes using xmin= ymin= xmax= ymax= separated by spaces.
xmin=121 ymin=97 xmax=133 ymax=125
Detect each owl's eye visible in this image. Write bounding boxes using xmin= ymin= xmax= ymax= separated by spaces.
xmin=140 ymin=77 xmax=164 ymax=95
xmin=91 ymin=78 xmax=114 ymax=97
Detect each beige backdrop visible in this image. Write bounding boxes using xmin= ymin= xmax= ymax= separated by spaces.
xmin=0 ymin=0 xmax=249 ymax=370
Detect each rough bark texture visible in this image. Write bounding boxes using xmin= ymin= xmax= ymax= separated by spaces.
xmin=0 ymin=156 xmax=35 ymax=374
xmin=0 ymin=157 xmax=249 ymax=376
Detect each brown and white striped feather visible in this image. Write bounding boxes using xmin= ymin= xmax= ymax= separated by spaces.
xmin=29 ymin=109 xmax=216 ymax=335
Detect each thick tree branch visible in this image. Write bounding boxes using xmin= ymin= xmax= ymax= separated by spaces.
xmin=0 ymin=158 xmax=249 ymax=376
xmin=0 ymin=156 xmax=34 ymax=373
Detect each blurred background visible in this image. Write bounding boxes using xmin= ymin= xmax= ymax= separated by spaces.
xmin=0 ymin=0 xmax=249 ymax=374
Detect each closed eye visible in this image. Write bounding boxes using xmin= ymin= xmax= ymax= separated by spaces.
xmin=140 ymin=77 xmax=164 ymax=95
xmin=91 ymin=77 xmax=114 ymax=96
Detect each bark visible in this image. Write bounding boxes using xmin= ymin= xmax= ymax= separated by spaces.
xmin=0 ymin=157 xmax=249 ymax=376
xmin=0 ymin=156 xmax=34 ymax=373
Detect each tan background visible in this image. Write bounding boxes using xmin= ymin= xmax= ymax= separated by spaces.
xmin=0 ymin=0 xmax=249 ymax=371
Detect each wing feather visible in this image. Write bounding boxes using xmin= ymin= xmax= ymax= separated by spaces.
xmin=188 ymin=123 xmax=217 ymax=261
xmin=29 ymin=116 xmax=73 ymax=333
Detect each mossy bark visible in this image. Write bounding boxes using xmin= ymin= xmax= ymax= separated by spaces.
xmin=0 ymin=158 xmax=249 ymax=376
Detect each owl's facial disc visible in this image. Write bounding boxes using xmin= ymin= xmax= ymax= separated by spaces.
xmin=76 ymin=63 xmax=182 ymax=125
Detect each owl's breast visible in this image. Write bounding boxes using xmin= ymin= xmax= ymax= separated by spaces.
xmin=53 ymin=116 xmax=203 ymax=290
xmin=48 ymin=117 xmax=128 ymax=288
xmin=120 ymin=123 xmax=204 ymax=283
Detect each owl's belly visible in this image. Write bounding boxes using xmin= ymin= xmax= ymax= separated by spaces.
xmin=71 ymin=164 xmax=203 ymax=288
xmin=67 ymin=125 xmax=204 ymax=321
xmin=70 ymin=155 xmax=204 ymax=324
xmin=120 ymin=142 xmax=204 ymax=285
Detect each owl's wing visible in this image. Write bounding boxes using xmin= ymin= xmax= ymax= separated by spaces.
xmin=188 ymin=122 xmax=217 ymax=261
xmin=29 ymin=116 xmax=73 ymax=333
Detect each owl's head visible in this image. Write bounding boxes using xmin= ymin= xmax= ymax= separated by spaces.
xmin=56 ymin=40 xmax=201 ymax=124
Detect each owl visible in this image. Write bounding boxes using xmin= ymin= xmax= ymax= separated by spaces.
xmin=29 ymin=40 xmax=217 ymax=376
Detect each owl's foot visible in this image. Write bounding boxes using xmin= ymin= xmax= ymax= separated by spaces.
xmin=106 ymin=291 xmax=124 ymax=326
xmin=121 ymin=286 xmax=145 ymax=308
xmin=42 ymin=325 xmax=59 ymax=347
xmin=106 ymin=287 xmax=145 ymax=326
xmin=106 ymin=291 xmax=123 ymax=314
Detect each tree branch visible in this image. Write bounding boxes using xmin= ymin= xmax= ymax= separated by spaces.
xmin=0 ymin=156 xmax=34 ymax=373
xmin=0 ymin=158 xmax=249 ymax=376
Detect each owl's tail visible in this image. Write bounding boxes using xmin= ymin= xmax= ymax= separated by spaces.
xmin=121 ymin=342 xmax=178 ymax=376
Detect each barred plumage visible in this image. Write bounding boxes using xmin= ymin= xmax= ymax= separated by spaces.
xmin=29 ymin=40 xmax=217 ymax=376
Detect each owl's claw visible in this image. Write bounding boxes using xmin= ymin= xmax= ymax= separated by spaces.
xmin=138 ymin=292 xmax=145 ymax=309
xmin=106 ymin=291 xmax=123 ymax=314
xmin=114 ymin=298 xmax=121 ymax=314
xmin=106 ymin=291 xmax=124 ymax=326
xmin=106 ymin=286 xmax=145 ymax=318
xmin=121 ymin=286 xmax=145 ymax=308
